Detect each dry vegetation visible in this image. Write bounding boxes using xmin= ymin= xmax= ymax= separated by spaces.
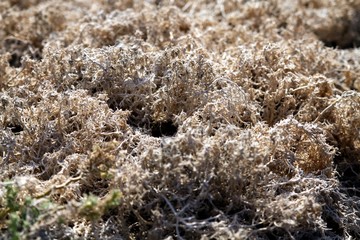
xmin=0 ymin=0 xmax=360 ymax=239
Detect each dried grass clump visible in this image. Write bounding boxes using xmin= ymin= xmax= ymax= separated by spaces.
xmin=0 ymin=0 xmax=360 ymax=239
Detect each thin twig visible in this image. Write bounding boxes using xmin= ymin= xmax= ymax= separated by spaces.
xmin=313 ymin=91 xmax=357 ymax=123
xmin=35 ymin=173 xmax=83 ymax=199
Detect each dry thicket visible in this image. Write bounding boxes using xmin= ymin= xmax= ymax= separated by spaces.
xmin=0 ymin=0 xmax=359 ymax=239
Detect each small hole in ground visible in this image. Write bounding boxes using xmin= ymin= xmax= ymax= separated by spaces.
xmin=125 ymin=109 xmax=178 ymax=137
xmin=7 ymin=123 xmax=23 ymax=134
xmin=151 ymin=120 xmax=178 ymax=137
xmin=9 ymin=53 xmax=22 ymax=68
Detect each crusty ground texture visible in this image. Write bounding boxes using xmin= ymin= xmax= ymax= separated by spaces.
xmin=0 ymin=0 xmax=360 ymax=239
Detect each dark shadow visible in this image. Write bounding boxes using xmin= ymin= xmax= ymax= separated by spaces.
xmin=3 ymin=38 xmax=42 ymax=68
xmin=7 ymin=123 xmax=23 ymax=134
xmin=316 ymin=10 xmax=360 ymax=49
xmin=150 ymin=120 xmax=178 ymax=137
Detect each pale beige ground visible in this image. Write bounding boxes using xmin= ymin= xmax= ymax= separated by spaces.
xmin=0 ymin=0 xmax=359 ymax=239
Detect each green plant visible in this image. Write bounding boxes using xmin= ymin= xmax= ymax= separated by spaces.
xmin=79 ymin=190 xmax=122 ymax=221
xmin=1 ymin=184 xmax=39 ymax=240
